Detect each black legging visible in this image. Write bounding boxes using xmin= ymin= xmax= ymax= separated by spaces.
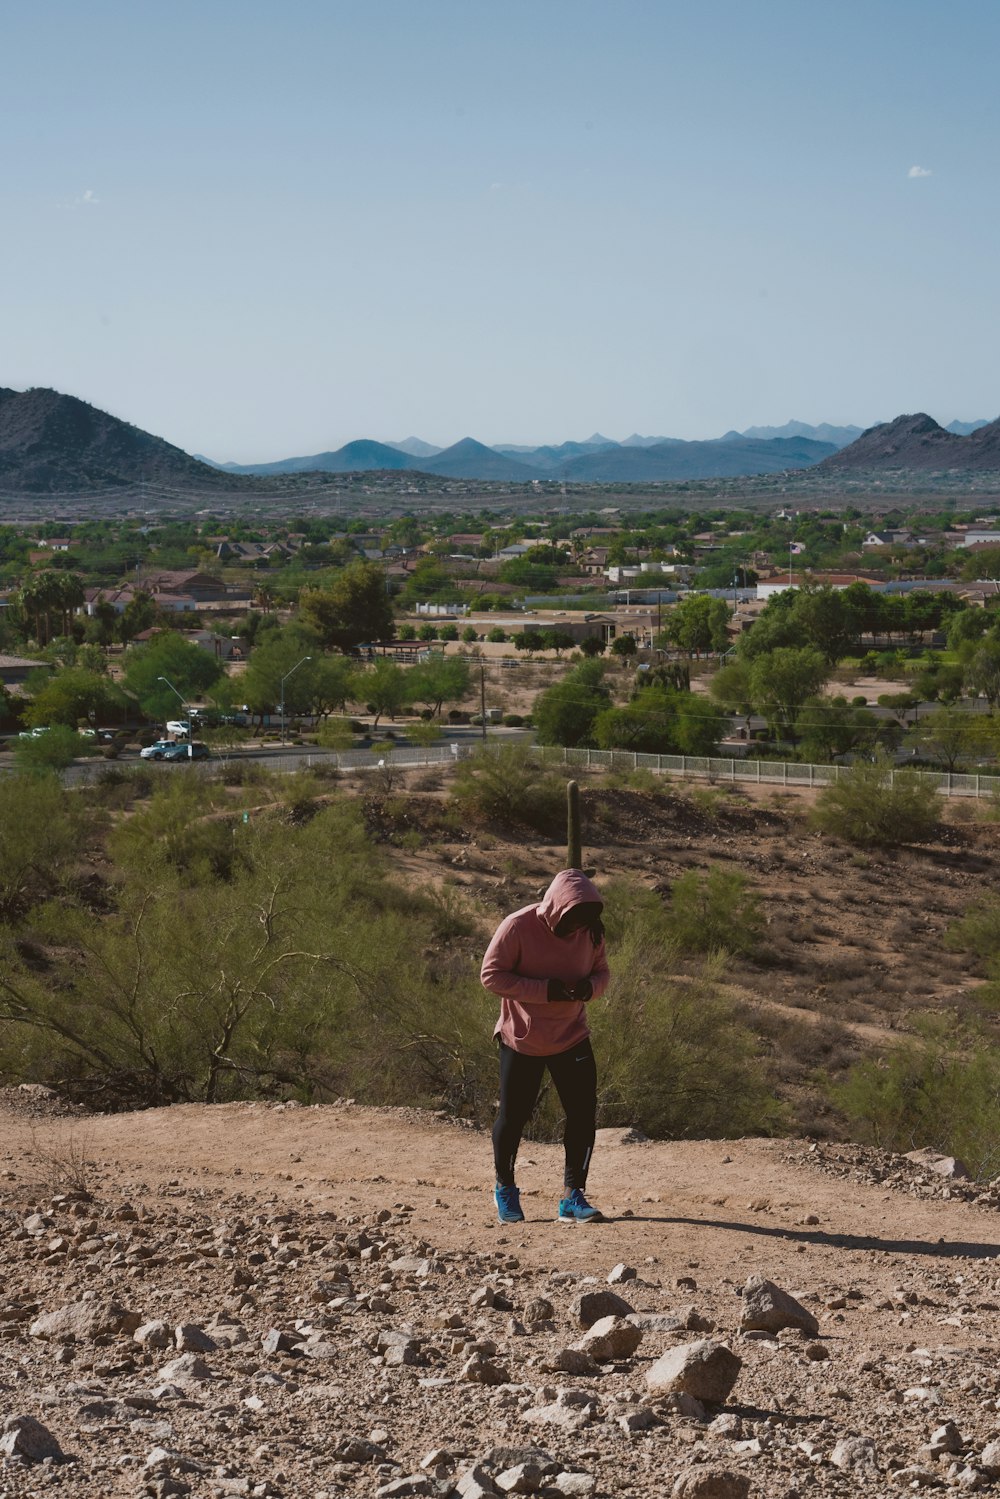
xmin=493 ymin=1038 xmax=597 ymax=1191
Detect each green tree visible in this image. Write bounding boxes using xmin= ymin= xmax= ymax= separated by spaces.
xmin=122 ymin=633 xmax=224 ymax=720
xmin=0 ymin=776 xmax=84 ymax=919
xmin=579 ymin=636 xmax=606 ymax=658
xmin=737 ymin=589 xmax=800 ymax=659
xmin=23 ymin=667 xmax=124 ymax=730
xmin=407 ymin=655 xmax=471 ymax=718
xmin=13 ymin=726 xmax=95 ymax=776
xmin=533 ymin=661 xmax=611 ymax=747
xmin=708 ymin=658 xmax=753 ymax=716
xmin=905 ymin=705 xmax=992 ymax=771
xmin=298 ymin=562 xmax=395 ymax=652
xmin=961 ymin=546 xmax=1000 ymax=581
xmin=748 ymin=646 xmax=828 ymax=739
xmin=794 ymin=696 xmax=880 ymax=763
xmin=789 ymin=586 xmax=858 ymax=663
xmin=947 ymin=608 xmax=989 ymax=652
xmin=661 ymin=594 xmax=729 ymax=655
xmin=965 ymin=638 xmax=1000 ymax=707
xmin=593 ymin=688 xmax=724 ymax=755
xmin=610 ymin=634 xmax=638 ymax=664
xmin=310 ymin=656 xmax=355 ymax=718
xmin=118 ymin=591 xmax=156 ymax=645
xmin=358 ymin=659 xmax=410 ymax=727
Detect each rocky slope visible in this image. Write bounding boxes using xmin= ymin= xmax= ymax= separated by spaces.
xmin=4 ymin=1089 xmax=1000 ymax=1498
xmin=819 ymin=414 xmax=1000 ymax=473
xmin=0 ymin=389 xmax=245 ymax=495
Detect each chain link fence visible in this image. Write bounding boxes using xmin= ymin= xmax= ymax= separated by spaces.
xmin=60 ymin=740 xmax=1000 ymax=799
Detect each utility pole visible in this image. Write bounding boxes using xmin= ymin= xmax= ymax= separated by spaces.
xmin=480 ymin=659 xmax=487 ymax=743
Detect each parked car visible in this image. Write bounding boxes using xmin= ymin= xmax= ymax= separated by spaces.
xmin=139 ymin=739 xmax=176 ymax=761
xmin=166 ymin=719 xmax=193 ymax=737
xmin=161 ymin=740 xmax=211 ymax=762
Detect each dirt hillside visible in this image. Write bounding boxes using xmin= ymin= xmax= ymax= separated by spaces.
xmin=3 ymin=1090 xmax=1000 ymax=1498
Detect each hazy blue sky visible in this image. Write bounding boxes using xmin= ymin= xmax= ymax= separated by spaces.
xmin=3 ymin=0 xmax=998 ymax=460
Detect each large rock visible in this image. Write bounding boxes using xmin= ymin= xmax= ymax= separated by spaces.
xmin=831 ymin=1435 xmax=878 ymax=1470
xmin=739 ymin=1276 xmax=818 ymax=1337
xmin=980 ymin=1440 xmax=1000 ymax=1478
xmin=572 ymin=1315 xmax=643 ymax=1361
xmin=158 ymin=1353 xmax=212 ymax=1383
xmin=903 ymin=1148 xmax=969 ymax=1179
xmin=646 ymin=1340 xmax=741 ymax=1404
xmin=671 ymin=1469 xmax=749 ymax=1499
xmin=29 ymin=1299 xmax=141 ymax=1343
xmin=540 ymin=1348 xmax=597 ymax=1376
xmin=0 ymin=1415 xmax=64 ymax=1462
xmin=570 ymin=1289 xmax=635 ymax=1328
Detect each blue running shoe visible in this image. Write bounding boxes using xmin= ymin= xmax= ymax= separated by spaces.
xmin=558 ymin=1188 xmax=603 ymax=1223
xmin=494 ymin=1183 xmax=524 ymax=1224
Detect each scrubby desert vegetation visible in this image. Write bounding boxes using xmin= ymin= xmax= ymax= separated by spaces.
xmin=3 ymin=749 xmax=1000 ymax=1172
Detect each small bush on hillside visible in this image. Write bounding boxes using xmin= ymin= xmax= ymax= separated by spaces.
xmin=451 ymin=745 xmax=565 ymax=836
xmin=571 ymin=877 xmax=781 ymax=1139
xmin=810 ymin=751 xmax=941 ymax=847
xmin=833 ymin=1016 xmax=1000 ymax=1180
xmin=667 ymin=866 xmax=763 ymax=955
xmin=13 ymin=727 xmax=95 ymax=775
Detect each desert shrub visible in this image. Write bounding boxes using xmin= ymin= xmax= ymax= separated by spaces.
xmin=810 ymin=752 xmax=941 ymax=847
xmin=0 ymin=777 xmax=85 ymax=920
xmin=451 ymin=745 xmax=566 ymax=836
xmin=833 ymin=1017 xmax=1000 ymax=1180
xmin=0 ymin=797 xmax=501 ymax=1114
xmin=108 ymin=776 xmax=237 ymax=882
xmin=572 ymin=878 xmax=782 ymax=1139
xmin=666 ymin=866 xmax=763 ymax=955
xmin=13 ymin=727 xmax=95 ymax=775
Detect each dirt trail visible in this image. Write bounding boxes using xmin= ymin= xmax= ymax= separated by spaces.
xmin=7 ymin=1097 xmax=1000 ymax=1497
xmin=11 ymin=1101 xmax=1000 ymax=1289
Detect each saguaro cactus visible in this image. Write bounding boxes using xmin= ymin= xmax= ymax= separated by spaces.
xmin=567 ymin=780 xmax=582 ymax=870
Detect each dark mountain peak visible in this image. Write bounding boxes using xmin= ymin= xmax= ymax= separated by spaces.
xmin=0 ymin=385 xmax=234 ymax=493
xmin=821 ymin=412 xmax=1000 ymax=473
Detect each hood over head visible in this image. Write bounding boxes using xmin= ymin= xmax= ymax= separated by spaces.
xmin=537 ymin=869 xmax=603 ymax=932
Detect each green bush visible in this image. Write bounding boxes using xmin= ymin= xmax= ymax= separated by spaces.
xmin=450 ymin=745 xmax=566 ymax=835
xmin=833 ymin=1017 xmax=1000 ymax=1180
xmin=580 ymin=878 xmax=781 ymax=1139
xmin=13 ymin=726 xmax=94 ymax=775
xmin=0 ymin=776 xmax=84 ymax=920
xmin=0 ymin=796 xmax=498 ymax=1115
xmin=810 ymin=752 xmax=941 ymax=847
xmin=666 ymin=866 xmax=762 ymax=955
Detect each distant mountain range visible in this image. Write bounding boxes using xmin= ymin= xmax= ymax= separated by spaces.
xmin=211 ymin=424 xmax=848 ymax=482
xmin=213 ymin=417 xmax=994 ymax=482
xmin=0 ymin=387 xmax=996 ymax=494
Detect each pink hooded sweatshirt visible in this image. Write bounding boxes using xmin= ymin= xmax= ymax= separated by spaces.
xmin=481 ymin=869 xmax=610 ymax=1057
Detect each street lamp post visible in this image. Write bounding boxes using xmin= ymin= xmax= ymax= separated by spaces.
xmin=157 ymin=675 xmax=189 ymax=740
xmin=279 ymin=656 xmax=312 ymax=746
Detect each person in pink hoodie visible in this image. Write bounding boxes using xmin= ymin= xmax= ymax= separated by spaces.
xmin=480 ymin=869 xmax=610 ymax=1224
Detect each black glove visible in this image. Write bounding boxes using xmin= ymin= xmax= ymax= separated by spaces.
xmin=547 ymin=979 xmax=572 ymax=1002
xmin=573 ymin=978 xmax=593 ymax=1002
